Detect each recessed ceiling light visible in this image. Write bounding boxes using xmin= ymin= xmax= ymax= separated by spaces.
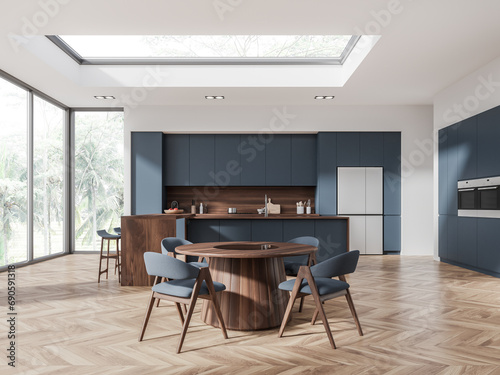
xmin=315 ymin=95 xmax=334 ymax=100
xmin=205 ymin=96 xmax=224 ymax=100
xmin=94 ymin=95 xmax=115 ymax=100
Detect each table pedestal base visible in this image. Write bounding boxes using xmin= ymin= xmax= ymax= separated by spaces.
xmin=201 ymin=257 xmax=290 ymax=331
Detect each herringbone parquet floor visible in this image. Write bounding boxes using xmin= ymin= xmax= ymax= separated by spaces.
xmin=1 ymin=254 xmax=499 ymax=375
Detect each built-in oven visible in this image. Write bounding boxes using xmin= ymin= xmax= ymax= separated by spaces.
xmin=458 ymin=176 xmax=500 ymax=218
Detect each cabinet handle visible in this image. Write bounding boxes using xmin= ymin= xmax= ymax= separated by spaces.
xmin=458 ymin=188 xmax=475 ymax=192
xmin=478 ymin=186 xmax=498 ymax=190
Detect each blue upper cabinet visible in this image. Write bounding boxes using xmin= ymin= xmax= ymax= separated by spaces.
xmin=316 ymin=133 xmax=337 ymax=215
xmin=291 ymin=134 xmax=317 ymax=186
xmin=477 ymin=106 xmax=500 ymax=178
xmin=438 ymin=128 xmax=448 ymax=215
xmin=189 ymin=135 xmax=215 ymax=186
xmin=215 ymin=135 xmax=241 ymax=186
xmin=383 ymin=132 xmax=401 ymax=215
xmin=131 ymin=132 xmax=163 ymax=215
xmin=265 ymin=134 xmax=292 ymax=186
xmin=164 ymin=134 xmax=190 ymax=186
xmin=457 ymin=117 xmax=477 ymax=180
xmin=360 ymin=132 xmax=384 ymax=166
xmin=337 ymin=133 xmax=360 ymax=166
xmin=240 ymin=134 xmax=266 ymax=186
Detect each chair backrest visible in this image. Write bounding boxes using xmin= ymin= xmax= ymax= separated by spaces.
xmin=161 ymin=237 xmax=198 ymax=263
xmin=287 ymin=236 xmax=320 ymax=247
xmin=144 ymin=252 xmax=200 ymax=280
xmin=114 ymin=227 xmax=121 ymax=235
xmin=310 ymin=250 xmax=360 ymax=278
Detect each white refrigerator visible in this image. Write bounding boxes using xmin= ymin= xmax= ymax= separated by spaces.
xmin=337 ymin=167 xmax=383 ymax=255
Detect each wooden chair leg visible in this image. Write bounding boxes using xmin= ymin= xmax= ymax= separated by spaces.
xmin=116 ymin=239 xmax=121 ymax=283
xmin=176 ymin=275 xmax=203 ymax=353
xmin=98 ymin=238 xmax=104 ymax=283
xmin=175 ymin=303 xmax=185 ymax=325
xmin=106 ymin=239 xmax=110 ymax=280
xmin=345 ymin=289 xmax=363 ymax=336
xmin=278 ymin=273 xmax=304 ymax=338
xmin=204 ymin=269 xmax=228 ymax=339
xmin=311 ymin=307 xmax=319 ymax=325
xmin=299 ymin=296 xmax=305 ymax=312
xmin=303 ymin=268 xmax=336 ymax=349
xmin=138 ymin=292 xmax=156 ymax=341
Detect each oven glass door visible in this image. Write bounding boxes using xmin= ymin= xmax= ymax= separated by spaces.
xmin=478 ymin=186 xmax=500 ymax=210
xmin=458 ymin=188 xmax=476 ymax=209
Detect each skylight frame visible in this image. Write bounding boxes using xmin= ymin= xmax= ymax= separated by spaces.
xmin=47 ymin=35 xmax=361 ymax=65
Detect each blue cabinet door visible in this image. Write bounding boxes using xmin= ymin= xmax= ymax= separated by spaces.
xmin=438 ymin=215 xmax=448 ymax=259
xmin=251 ymin=220 xmax=283 ymax=242
xmin=187 ymin=220 xmax=220 ymax=243
xmin=446 ymin=125 xmax=458 ymax=214
xmin=457 ymin=217 xmax=477 ymax=267
xmin=291 ymin=134 xmax=316 ymax=186
xmin=219 ymin=220 xmax=251 ymax=241
xmin=477 ymin=106 xmax=500 ymax=178
xmin=360 ymin=132 xmax=384 ymax=166
xmin=314 ymin=220 xmax=348 ymax=262
xmin=240 ymin=134 xmax=266 ymax=186
xmin=384 ymin=216 xmax=401 ymax=252
xmin=447 ymin=215 xmax=458 ymax=262
xmin=189 ymin=135 xmax=215 ymax=186
xmin=457 ymin=117 xmax=477 ymax=181
xmin=215 ymin=134 xmax=241 ymax=186
xmin=266 ymin=134 xmax=292 ymax=186
xmin=316 ymin=133 xmax=337 ymax=215
xmin=131 ymin=132 xmax=163 ymax=215
xmin=383 ymin=132 xmax=401 ymax=215
xmin=164 ymin=134 xmax=190 ymax=186
xmin=477 ymin=218 xmax=500 ymax=274
xmin=438 ymin=128 xmax=448 ymax=216
xmin=337 ymin=133 xmax=360 ymax=167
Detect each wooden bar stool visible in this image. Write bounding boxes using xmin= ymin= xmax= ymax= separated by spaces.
xmin=97 ymin=229 xmax=121 ymax=283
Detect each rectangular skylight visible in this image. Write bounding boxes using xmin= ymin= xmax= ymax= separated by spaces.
xmin=48 ymin=35 xmax=359 ymax=65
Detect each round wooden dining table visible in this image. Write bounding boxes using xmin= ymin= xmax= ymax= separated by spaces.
xmin=175 ymin=241 xmax=317 ymax=331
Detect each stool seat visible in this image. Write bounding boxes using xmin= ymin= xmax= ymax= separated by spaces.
xmin=97 ymin=229 xmax=121 ymax=283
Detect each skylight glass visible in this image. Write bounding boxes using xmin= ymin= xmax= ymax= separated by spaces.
xmin=52 ymin=35 xmax=357 ymax=63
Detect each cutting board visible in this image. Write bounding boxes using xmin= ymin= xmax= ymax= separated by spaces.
xmin=266 ymin=198 xmax=281 ymax=214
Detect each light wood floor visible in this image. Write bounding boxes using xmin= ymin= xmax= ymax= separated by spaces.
xmin=1 ymin=254 xmax=500 ymax=375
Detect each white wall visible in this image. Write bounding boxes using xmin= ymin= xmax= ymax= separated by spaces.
xmin=124 ymin=104 xmax=434 ymax=255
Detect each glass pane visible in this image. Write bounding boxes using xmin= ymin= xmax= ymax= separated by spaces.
xmin=58 ymin=35 xmax=353 ymax=59
xmin=0 ymin=77 xmax=28 ymax=266
xmin=74 ymin=112 xmax=124 ymax=251
xmin=33 ymin=96 xmax=64 ymax=258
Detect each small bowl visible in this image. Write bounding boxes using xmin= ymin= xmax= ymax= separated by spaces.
xmin=257 ymin=208 xmax=265 ymax=214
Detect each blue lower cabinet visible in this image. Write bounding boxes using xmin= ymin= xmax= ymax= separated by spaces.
xmin=383 ymin=216 xmax=401 ymax=252
xmin=438 ymin=215 xmax=448 ymax=260
xmin=447 ymin=215 xmax=458 ymax=262
xmin=283 ymin=220 xmax=315 ymax=241
xmin=477 ymin=218 xmax=500 ymax=274
xmin=457 ymin=217 xmax=477 ymax=267
xmin=187 ymin=220 xmax=220 ymax=243
xmin=314 ymin=220 xmax=348 ymax=263
xmin=251 ymin=220 xmax=283 ymax=242
xmin=219 ymin=220 xmax=251 ymax=241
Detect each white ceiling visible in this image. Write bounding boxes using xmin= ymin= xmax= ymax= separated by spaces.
xmin=1 ymin=0 xmax=500 ymax=107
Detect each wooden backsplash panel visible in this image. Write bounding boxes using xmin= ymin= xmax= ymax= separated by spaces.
xmin=166 ymin=186 xmax=316 ymax=214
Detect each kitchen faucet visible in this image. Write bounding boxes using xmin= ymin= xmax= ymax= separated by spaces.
xmin=265 ymin=194 xmax=268 ymax=217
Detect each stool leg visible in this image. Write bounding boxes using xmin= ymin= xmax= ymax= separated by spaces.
xmin=106 ymin=239 xmax=110 ymax=280
xmin=98 ymin=238 xmax=104 ymax=283
xmin=116 ymin=238 xmax=121 ymax=283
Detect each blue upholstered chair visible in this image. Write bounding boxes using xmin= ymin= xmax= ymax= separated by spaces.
xmin=284 ymin=236 xmax=320 ymax=312
xmin=161 ymin=237 xmax=208 ymax=268
xmin=96 ymin=229 xmax=121 ymax=283
xmin=139 ymin=252 xmax=228 ymax=353
xmin=278 ymin=250 xmax=363 ymax=349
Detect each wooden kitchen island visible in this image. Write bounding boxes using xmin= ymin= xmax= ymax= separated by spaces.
xmin=121 ymin=213 xmax=349 ymax=286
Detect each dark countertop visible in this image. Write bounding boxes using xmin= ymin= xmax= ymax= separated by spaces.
xmin=123 ymin=213 xmax=349 ymax=220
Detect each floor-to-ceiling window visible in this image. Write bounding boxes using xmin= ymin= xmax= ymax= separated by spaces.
xmin=33 ymin=96 xmax=65 ymax=258
xmin=74 ymin=111 xmax=124 ymax=251
xmin=0 ymin=76 xmax=28 ymax=266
